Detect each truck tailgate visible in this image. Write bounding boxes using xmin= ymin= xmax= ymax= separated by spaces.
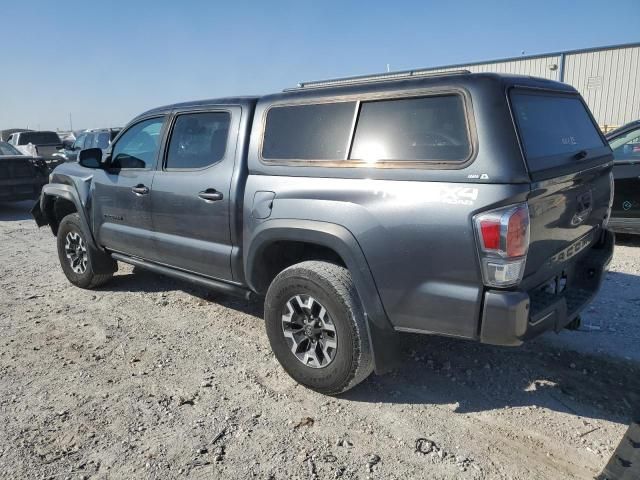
xmin=509 ymin=88 xmax=614 ymax=284
xmin=525 ymin=163 xmax=611 ymax=282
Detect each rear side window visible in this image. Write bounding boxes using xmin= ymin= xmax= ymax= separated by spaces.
xmin=262 ymin=102 xmax=356 ymax=160
xmin=166 ymin=112 xmax=230 ymax=169
xmin=510 ymin=91 xmax=605 ymax=170
xmin=350 ymin=95 xmax=470 ymax=163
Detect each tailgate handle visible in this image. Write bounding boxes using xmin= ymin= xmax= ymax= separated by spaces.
xmin=574 ymin=150 xmax=588 ymax=160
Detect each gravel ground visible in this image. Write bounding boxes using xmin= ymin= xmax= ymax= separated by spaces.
xmin=1 ymin=201 xmax=639 ymax=480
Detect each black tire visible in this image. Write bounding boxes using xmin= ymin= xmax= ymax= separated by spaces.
xmin=264 ymin=261 xmax=373 ymax=395
xmin=56 ymin=213 xmax=113 ymax=289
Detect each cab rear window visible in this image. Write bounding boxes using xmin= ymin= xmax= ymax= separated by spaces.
xmin=510 ymin=90 xmax=605 ymax=171
xmin=19 ymin=132 xmax=61 ymax=146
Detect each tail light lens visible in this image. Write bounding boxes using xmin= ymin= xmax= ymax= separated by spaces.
xmin=473 ymin=203 xmax=530 ymax=287
xmin=603 ymin=171 xmax=614 ymax=228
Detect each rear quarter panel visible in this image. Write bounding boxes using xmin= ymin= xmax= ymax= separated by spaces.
xmin=244 ymin=174 xmax=529 ymax=339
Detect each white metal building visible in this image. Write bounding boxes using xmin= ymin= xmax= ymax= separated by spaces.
xmin=423 ymin=42 xmax=640 ymax=130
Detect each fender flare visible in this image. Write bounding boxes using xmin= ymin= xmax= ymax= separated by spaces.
xmin=39 ymin=183 xmax=116 ymax=275
xmin=40 ymin=183 xmax=99 ymax=249
xmin=245 ymin=219 xmax=400 ymax=373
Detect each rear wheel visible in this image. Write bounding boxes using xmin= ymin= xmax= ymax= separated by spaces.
xmin=57 ymin=213 xmax=113 ymax=289
xmin=264 ymin=261 xmax=373 ymax=395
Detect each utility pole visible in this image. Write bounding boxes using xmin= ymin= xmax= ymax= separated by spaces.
xmin=69 ymin=113 xmax=73 ymax=131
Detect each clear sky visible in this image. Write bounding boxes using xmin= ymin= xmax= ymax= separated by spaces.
xmin=1 ymin=0 xmax=638 ymax=131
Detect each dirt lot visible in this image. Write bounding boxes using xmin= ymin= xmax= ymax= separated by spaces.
xmin=1 ymin=201 xmax=639 ymax=480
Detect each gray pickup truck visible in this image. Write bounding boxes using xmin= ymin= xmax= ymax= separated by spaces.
xmin=32 ymin=71 xmax=615 ymax=394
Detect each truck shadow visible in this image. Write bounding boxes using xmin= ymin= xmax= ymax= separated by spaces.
xmin=102 ymin=264 xmax=638 ymax=426
xmin=615 ymin=233 xmax=640 ymax=247
xmin=0 ymin=201 xmax=35 ymax=221
xmin=103 ymin=266 xmax=264 ymax=318
xmin=344 ymin=333 xmax=640 ymax=426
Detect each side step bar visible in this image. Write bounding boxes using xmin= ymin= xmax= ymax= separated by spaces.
xmin=111 ymin=253 xmax=256 ymax=301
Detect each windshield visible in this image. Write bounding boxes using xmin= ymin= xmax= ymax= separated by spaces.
xmin=0 ymin=141 xmax=23 ymax=155
xmin=510 ymin=90 xmax=605 ymax=171
xmin=18 ymin=131 xmax=61 ymax=146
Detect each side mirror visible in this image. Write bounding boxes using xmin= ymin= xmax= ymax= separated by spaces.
xmin=78 ymin=148 xmax=104 ymax=168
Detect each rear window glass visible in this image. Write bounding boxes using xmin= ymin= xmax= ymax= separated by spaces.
xmin=19 ymin=131 xmax=61 ymax=145
xmin=262 ymin=102 xmax=356 ymax=160
xmin=166 ymin=112 xmax=230 ymax=169
xmin=510 ymin=91 xmax=604 ymax=170
xmin=350 ymin=95 xmax=471 ymax=163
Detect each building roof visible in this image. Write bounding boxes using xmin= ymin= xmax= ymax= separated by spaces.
xmin=416 ymin=42 xmax=640 ymax=72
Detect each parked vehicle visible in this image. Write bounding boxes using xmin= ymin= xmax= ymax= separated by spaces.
xmin=606 ymin=120 xmax=640 ymax=234
xmin=1 ymin=128 xmax=32 ymax=142
xmin=7 ymin=131 xmax=63 ymax=168
xmin=32 ymin=71 xmax=614 ymax=394
xmin=52 ymin=128 xmax=122 ymax=163
xmin=0 ymin=141 xmax=48 ymax=202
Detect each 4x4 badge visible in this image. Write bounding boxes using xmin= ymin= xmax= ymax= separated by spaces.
xmin=467 ymin=173 xmax=490 ymax=180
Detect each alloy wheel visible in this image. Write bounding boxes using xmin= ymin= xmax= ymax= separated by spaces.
xmin=64 ymin=231 xmax=88 ymax=274
xmin=281 ymin=295 xmax=338 ymax=368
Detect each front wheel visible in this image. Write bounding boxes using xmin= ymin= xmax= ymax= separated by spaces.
xmin=264 ymin=261 xmax=373 ymax=395
xmin=56 ymin=213 xmax=113 ymax=289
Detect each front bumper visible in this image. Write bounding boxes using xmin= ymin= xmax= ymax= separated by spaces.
xmin=479 ymin=229 xmax=614 ymax=346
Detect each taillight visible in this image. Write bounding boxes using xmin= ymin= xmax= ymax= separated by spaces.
xmin=603 ymin=171 xmax=614 ymax=228
xmin=473 ymin=203 xmax=530 ymax=288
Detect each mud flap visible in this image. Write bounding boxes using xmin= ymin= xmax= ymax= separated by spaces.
xmin=30 ymin=197 xmax=48 ymax=227
xmin=89 ymin=243 xmax=118 ymax=275
xmin=366 ymin=313 xmax=403 ymax=375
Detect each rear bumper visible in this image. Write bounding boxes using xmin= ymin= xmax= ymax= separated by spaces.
xmin=0 ymin=179 xmax=47 ymax=202
xmin=479 ymin=229 xmax=614 ymax=346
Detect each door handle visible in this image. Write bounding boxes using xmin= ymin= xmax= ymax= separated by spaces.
xmin=198 ymin=189 xmax=223 ymax=202
xmin=131 ymin=184 xmax=149 ymax=195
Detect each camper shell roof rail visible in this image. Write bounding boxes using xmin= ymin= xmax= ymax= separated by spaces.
xmin=286 ymin=69 xmax=471 ymax=91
